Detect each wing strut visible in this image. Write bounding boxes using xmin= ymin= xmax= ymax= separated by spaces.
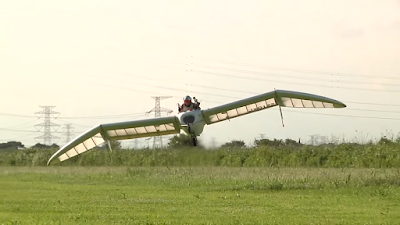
xmin=106 ymin=139 xmax=113 ymax=152
xmin=274 ymin=88 xmax=284 ymax=127
xmin=279 ymin=104 xmax=284 ymax=127
xmin=100 ymin=126 xmax=113 ymax=152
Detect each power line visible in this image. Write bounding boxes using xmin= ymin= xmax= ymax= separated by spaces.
xmin=1 ymin=109 xmax=400 ymax=140
xmin=110 ymin=71 xmax=400 ymax=108
xmin=345 ymin=101 xmax=400 ymax=107
xmin=1 ymin=100 xmax=400 ymax=126
xmin=104 ymin=84 xmax=225 ymax=104
xmin=31 ymin=63 xmax=400 ymax=106
xmin=345 ymin=108 xmax=400 ymax=114
xmin=191 ymin=63 xmax=400 ymax=88
xmin=1 ymin=76 xmax=400 ymax=133
xmin=58 ymin=112 xmax=147 ymax=119
xmin=105 ymin=70 xmax=400 ymax=110
xmin=0 ymin=133 xmax=38 ymax=142
xmin=0 ymin=113 xmax=36 ymax=118
xmin=116 ymin=72 xmax=258 ymax=95
xmin=0 ymin=112 xmax=149 ymax=119
xmin=0 ymin=128 xmax=41 ymax=133
xmin=76 ymin=59 xmax=400 ymax=106
xmin=4 ymin=103 xmax=399 ymax=121
xmin=190 ymin=56 xmax=400 ymax=80
xmin=146 ymin=56 xmax=400 ymax=92
xmin=145 ymin=53 xmax=400 ymax=80
xmin=0 ymin=120 xmax=38 ymax=129
xmin=0 ymin=127 xmax=81 ymax=134
xmin=107 ymin=77 xmax=239 ymax=99
xmin=188 ymin=69 xmax=400 ymax=94
xmin=282 ymin=109 xmax=400 ymax=121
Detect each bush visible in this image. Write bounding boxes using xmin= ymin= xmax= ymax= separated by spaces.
xmin=1 ymin=140 xmax=399 ymax=168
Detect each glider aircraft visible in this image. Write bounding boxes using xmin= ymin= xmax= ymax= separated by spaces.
xmin=47 ymin=89 xmax=346 ymax=165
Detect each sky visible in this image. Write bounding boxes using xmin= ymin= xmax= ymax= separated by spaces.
xmin=1 ymin=0 xmax=400 ymax=148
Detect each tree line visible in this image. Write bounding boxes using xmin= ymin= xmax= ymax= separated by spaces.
xmin=1 ymin=133 xmax=398 ymax=151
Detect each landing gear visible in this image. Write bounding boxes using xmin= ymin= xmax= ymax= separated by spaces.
xmin=192 ymin=136 xmax=197 ymax=146
xmin=187 ymin=124 xmax=197 ymax=146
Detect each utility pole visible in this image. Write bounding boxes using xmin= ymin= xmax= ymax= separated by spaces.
xmin=145 ymin=96 xmax=173 ymax=148
xmin=34 ymin=106 xmax=60 ymax=146
xmin=61 ymin=124 xmax=74 ymax=144
xmin=145 ymin=137 xmax=151 ymax=149
xmin=309 ymin=134 xmax=319 ymax=145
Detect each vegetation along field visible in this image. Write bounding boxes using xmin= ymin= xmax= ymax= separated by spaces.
xmin=1 ymin=135 xmax=400 ymax=224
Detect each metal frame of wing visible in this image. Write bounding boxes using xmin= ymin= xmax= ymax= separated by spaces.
xmin=202 ymin=89 xmax=346 ymax=124
xmin=47 ymin=116 xmax=181 ymax=165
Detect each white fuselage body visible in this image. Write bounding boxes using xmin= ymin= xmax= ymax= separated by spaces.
xmin=175 ymin=109 xmax=206 ymax=136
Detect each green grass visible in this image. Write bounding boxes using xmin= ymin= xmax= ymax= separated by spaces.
xmin=1 ymin=141 xmax=399 ymax=223
xmin=1 ymin=167 xmax=400 ymax=224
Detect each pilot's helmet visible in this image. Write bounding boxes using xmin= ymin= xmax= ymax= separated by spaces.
xmin=184 ymin=95 xmax=192 ymax=105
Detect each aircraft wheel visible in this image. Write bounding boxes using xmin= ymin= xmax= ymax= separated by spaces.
xmin=192 ymin=136 xmax=197 ymax=146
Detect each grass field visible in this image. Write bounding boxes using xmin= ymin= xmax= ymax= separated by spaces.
xmin=1 ymin=166 xmax=400 ymax=224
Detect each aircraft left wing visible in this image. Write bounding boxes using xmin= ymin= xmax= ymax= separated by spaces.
xmin=47 ymin=116 xmax=181 ymax=165
xmin=202 ymin=89 xmax=346 ymax=125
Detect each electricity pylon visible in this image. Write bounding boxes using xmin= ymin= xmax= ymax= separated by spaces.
xmin=61 ymin=124 xmax=74 ymax=144
xmin=145 ymin=96 xmax=173 ymax=148
xmin=34 ymin=106 xmax=60 ymax=146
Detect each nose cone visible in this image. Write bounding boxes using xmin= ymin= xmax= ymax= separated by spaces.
xmin=182 ymin=115 xmax=195 ymax=124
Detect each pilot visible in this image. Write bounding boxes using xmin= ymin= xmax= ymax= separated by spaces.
xmin=179 ymin=95 xmax=200 ymax=112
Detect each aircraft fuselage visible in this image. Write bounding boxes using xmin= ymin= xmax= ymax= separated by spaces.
xmin=175 ymin=109 xmax=206 ymax=137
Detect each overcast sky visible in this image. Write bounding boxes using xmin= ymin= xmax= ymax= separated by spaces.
xmin=1 ymin=0 xmax=400 ymax=148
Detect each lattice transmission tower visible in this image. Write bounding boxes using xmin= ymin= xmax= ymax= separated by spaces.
xmin=61 ymin=124 xmax=74 ymax=144
xmin=145 ymin=96 xmax=173 ymax=148
xmin=34 ymin=106 xmax=61 ymax=146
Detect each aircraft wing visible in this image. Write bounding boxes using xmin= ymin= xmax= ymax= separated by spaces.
xmin=202 ymin=89 xmax=346 ymax=124
xmin=47 ymin=116 xmax=181 ymax=165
